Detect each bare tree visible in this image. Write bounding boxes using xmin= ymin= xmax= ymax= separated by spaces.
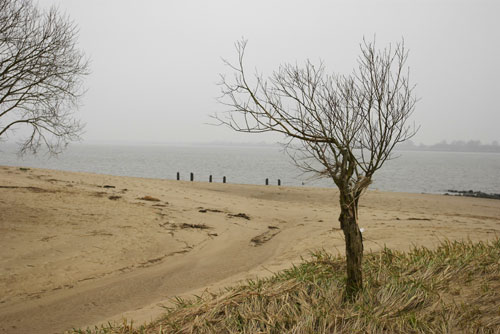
xmin=215 ymin=39 xmax=417 ymax=299
xmin=0 ymin=0 xmax=89 ymax=154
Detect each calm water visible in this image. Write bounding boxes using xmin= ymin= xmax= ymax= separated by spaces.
xmin=1 ymin=143 xmax=499 ymax=194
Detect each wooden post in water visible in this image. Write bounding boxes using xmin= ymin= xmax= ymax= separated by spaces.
xmin=177 ymin=172 xmax=180 ymax=180
xmin=265 ymin=178 xmax=269 ymax=185
xmin=223 ymin=176 xmax=226 ymax=184
xmin=278 ymin=179 xmax=281 ymax=186
xmin=190 ymin=172 xmax=194 ymax=182
xmin=209 ymin=175 xmax=212 ymax=183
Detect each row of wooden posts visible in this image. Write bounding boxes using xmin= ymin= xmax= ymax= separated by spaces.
xmin=176 ymin=172 xmax=281 ymax=186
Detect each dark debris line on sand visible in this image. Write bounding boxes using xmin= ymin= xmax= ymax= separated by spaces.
xmin=227 ymin=213 xmax=251 ymax=220
xmin=138 ymin=196 xmax=161 ymax=202
xmin=180 ymin=223 xmax=211 ymax=230
xmin=197 ymin=207 xmax=251 ymax=220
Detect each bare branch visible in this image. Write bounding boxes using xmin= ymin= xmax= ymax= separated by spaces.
xmin=0 ymin=0 xmax=89 ymax=154
xmin=215 ymin=38 xmax=417 ymax=194
xmin=214 ymin=38 xmax=418 ymax=298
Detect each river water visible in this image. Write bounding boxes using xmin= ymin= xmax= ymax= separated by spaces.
xmin=1 ymin=143 xmax=499 ymax=194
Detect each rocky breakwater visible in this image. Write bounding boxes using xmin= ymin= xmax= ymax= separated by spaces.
xmin=445 ymin=189 xmax=500 ymax=200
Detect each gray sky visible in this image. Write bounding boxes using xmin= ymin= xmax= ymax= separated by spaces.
xmin=34 ymin=0 xmax=500 ymax=145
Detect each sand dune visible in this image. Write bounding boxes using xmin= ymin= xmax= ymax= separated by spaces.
xmin=0 ymin=165 xmax=499 ymax=334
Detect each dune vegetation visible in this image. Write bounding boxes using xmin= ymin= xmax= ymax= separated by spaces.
xmin=71 ymin=238 xmax=500 ymax=334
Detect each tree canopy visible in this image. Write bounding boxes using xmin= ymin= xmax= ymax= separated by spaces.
xmin=216 ymin=39 xmax=418 ymax=297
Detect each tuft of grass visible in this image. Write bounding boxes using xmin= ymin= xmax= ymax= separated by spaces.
xmin=69 ymin=239 xmax=500 ymax=334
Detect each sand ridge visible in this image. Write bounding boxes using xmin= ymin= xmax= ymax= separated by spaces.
xmin=0 ymin=165 xmax=499 ymax=333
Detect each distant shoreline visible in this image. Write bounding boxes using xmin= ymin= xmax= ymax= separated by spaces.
xmin=396 ymin=140 xmax=500 ymax=154
xmin=397 ymin=148 xmax=500 ymax=154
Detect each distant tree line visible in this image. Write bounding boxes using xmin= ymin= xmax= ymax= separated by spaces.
xmin=397 ymin=140 xmax=500 ymax=153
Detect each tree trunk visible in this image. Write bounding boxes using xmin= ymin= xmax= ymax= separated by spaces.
xmin=339 ymin=193 xmax=363 ymax=300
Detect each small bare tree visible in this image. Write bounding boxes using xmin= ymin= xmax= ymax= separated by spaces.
xmin=215 ymin=39 xmax=417 ymax=299
xmin=0 ymin=0 xmax=89 ymax=154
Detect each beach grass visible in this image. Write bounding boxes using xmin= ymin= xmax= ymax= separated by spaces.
xmin=70 ymin=238 xmax=500 ymax=334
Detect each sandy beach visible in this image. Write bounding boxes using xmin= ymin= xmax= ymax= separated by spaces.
xmin=0 ymin=165 xmax=499 ymax=334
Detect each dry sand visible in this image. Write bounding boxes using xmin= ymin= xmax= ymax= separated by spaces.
xmin=0 ymin=165 xmax=499 ymax=334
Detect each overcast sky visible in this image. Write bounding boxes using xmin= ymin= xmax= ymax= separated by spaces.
xmin=33 ymin=0 xmax=500 ymax=145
